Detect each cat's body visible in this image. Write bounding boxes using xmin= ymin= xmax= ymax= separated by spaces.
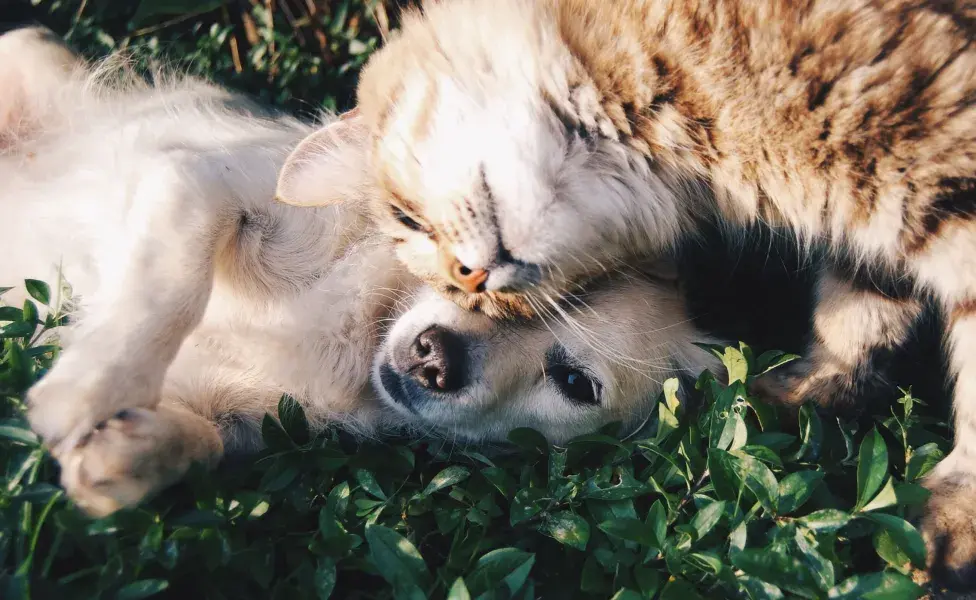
xmin=276 ymin=0 xmax=976 ymax=586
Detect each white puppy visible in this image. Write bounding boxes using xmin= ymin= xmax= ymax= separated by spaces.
xmin=0 ymin=27 xmax=718 ymax=517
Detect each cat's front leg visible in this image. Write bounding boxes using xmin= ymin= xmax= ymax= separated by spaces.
xmin=909 ymin=222 xmax=976 ymax=589
xmin=753 ymin=267 xmax=921 ymax=414
xmin=27 ymin=157 xmax=231 ymax=457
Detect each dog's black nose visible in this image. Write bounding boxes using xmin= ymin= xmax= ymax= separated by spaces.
xmin=404 ymin=326 xmax=465 ymax=392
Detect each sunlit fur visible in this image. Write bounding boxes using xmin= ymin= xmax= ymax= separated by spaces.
xmin=339 ymin=0 xmax=976 ymax=585
xmin=1 ymin=27 xmax=718 ymax=518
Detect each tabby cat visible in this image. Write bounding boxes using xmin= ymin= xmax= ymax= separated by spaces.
xmin=276 ymin=0 xmax=976 ymax=585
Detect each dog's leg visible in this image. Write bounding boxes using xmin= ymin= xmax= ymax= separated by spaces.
xmin=27 ymin=157 xmax=236 ymax=455
xmin=56 ymin=402 xmax=223 ymax=518
xmin=53 ymin=341 xmax=289 ymax=516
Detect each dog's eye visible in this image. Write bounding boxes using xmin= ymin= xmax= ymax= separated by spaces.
xmin=391 ymin=205 xmax=425 ymax=233
xmin=549 ymin=364 xmax=600 ymax=406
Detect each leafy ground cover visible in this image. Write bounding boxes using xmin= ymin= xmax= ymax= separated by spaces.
xmin=0 ymin=1 xmax=960 ymax=598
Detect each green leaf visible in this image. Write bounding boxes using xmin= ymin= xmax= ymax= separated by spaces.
xmin=0 ymin=306 xmax=23 ymax=322
xmin=647 ymin=500 xmax=667 ymax=548
xmin=792 ymin=404 xmax=823 ymax=461
xmin=709 ymin=384 xmax=742 ymax=450
xmin=826 ymin=572 xmax=923 ymax=599
xmin=466 ymin=548 xmax=535 ymax=598
xmin=861 ymin=513 xmax=926 ymax=568
xmin=798 ymin=509 xmax=852 ymax=533
xmin=540 ymin=511 xmax=589 ymax=550
xmin=1 ymin=321 xmax=35 ymax=338
xmin=277 ymin=395 xmax=309 ymax=446
xmin=24 ymin=279 xmax=50 ymax=305
xmin=663 ymin=377 xmax=681 ymax=413
xmin=708 ymin=448 xmax=741 ymax=503
xmin=422 ymin=466 xmax=471 ymax=496
xmin=507 ymin=428 xmax=549 ymax=455
xmin=314 ymin=558 xmax=337 ymax=599
xmin=115 ymin=580 xmax=169 ymax=600
xmin=364 ymin=524 xmax=430 ymax=591
xmin=738 ymin=453 xmax=779 ymax=514
xmin=874 ymin=529 xmax=912 ymax=573
xmin=893 ymin=482 xmax=930 ymax=507
xmin=746 ymin=396 xmax=781 ymax=432
xmin=510 ymin=487 xmax=547 ymax=525
xmin=354 ymin=469 xmax=387 ymax=501
xmin=634 ymin=565 xmax=661 ymax=596
xmin=260 ymin=414 xmax=294 ymax=451
xmin=597 ymin=518 xmax=659 ymax=547
xmin=690 ymin=500 xmax=726 ymax=540
xmin=732 ymin=548 xmax=821 ymax=598
xmin=777 ymin=471 xmax=824 ymax=515
xmin=447 ymin=578 xmax=471 ymax=600
xmin=860 ymin=477 xmax=897 ymax=512
xmin=581 ymin=465 xmax=653 ymax=500
xmin=726 ymin=345 xmax=750 ymax=383
xmin=739 ymin=445 xmax=784 ymax=468
xmin=0 ymin=424 xmax=39 ymax=446
xmin=659 ymin=578 xmax=706 ymax=600
xmin=855 ymin=428 xmax=889 ymax=510
xmin=905 ymin=443 xmax=944 ymax=482
xmin=729 ymin=520 xmax=748 ymax=554
xmin=657 ymin=401 xmax=681 ymax=441
xmin=566 ymin=433 xmax=627 ymax=452
xmin=755 ymin=350 xmax=800 ymax=376
xmin=21 ymin=300 xmax=37 ymax=325
xmin=609 ymin=589 xmax=643 ymax=600
xmin=481 ymin=467 xmax=516 ymax=498
xmin=739 ymin=575 xmax=785 ymax=600
xmin=793 ymin=528 xmax=834 ymax=590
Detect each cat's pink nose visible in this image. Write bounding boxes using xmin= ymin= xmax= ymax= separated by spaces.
xmin=448 ymin=257 xmax=489 ymax=294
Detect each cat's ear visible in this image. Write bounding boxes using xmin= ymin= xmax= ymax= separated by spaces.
xmin=275 ymin=108 xmax=371 ymax=208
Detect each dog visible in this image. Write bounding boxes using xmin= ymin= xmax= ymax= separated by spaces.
xmin=0 ymin=27 xmax=719 ymax=517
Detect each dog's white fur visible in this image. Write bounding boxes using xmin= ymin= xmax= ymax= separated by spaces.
xmin=2 ymin=27 xmax=718 ymax=517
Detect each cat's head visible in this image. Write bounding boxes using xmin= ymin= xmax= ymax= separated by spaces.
xmin=276 ymin=0 xmax=687 ymax=318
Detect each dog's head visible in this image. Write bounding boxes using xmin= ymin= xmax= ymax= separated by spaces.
xmin=372 ymin=268 xmax=717 ymax=444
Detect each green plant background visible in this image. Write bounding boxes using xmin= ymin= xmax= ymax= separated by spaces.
xmin=0 ymin=1 xmax=958 ymax=599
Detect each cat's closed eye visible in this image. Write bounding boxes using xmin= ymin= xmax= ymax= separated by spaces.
xmin=390 ymin=204 xmax=426 ymax=233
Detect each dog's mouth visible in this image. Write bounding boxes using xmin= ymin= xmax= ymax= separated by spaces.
xmin=376 ymin=362 xmax=425 ymax=415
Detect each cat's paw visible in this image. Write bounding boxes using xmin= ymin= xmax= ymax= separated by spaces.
xmin=922 ymin=465 xmax=976 ymax=591
xmin=750 ymin=358 xmax=874 ymax=417
xmin=57 ymin=408 xmax=220 ymax=518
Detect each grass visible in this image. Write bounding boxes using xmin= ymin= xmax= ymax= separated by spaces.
xmin=0 ymin=2 xmax=959 ymax=599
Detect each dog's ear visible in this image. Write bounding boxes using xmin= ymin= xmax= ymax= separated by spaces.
xmin=0 ymin=26 xmax=83 ymax=140
xmin=275 ymin=108 xmax=370 ymax=208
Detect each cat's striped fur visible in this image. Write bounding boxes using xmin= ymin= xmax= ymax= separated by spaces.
xmin=276 ymin=0 xmax=976 ymax=587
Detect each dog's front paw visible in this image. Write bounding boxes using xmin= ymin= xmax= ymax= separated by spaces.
xmin=922 ymin=464 xmax=976 ymax=591
xmin=57 ymin=407 xmax=221 ymax=518
xmin=26 ymin=355 xmax=161 ymax=453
